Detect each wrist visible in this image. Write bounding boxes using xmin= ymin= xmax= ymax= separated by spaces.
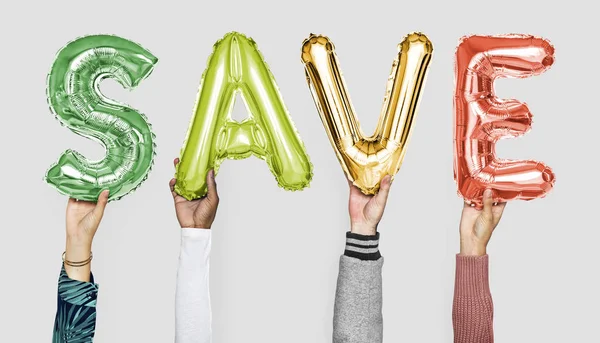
xmin=459 ymin=244 xmax=487 ymax=256
xmin=66 ymin=238 xmax=92 ymax=260
xmin=350 ymin=222 xmax=377 ymax=236
xmin=181 ymin=224 xmax=211 ymax=229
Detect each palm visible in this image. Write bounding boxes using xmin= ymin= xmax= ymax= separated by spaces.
xmin=460 ymin=204 xmax=504 ymax=238
xmin=66 ymin=199 xmax=100 ymax=237
xmin=348 ymin=185 xmax=376 ymax=226
xmin=347 ymin=176 xmax=392 ymax=234
xmin=459 ymin=191 xmax=507 ymax=256
xmin=173 ymin=195 xmax=216 ymax=228
xmin=170 ymin=158 xmax=219 ymax=229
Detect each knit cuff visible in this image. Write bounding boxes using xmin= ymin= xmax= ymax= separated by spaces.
xmin=344 ymin=232 xmax=381 ymax=261
xmin=454 ymin=254 xmax=490 ymax=298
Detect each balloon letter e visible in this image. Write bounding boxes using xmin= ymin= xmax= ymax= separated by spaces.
xmin=453 ymin=34 xmax=555 ymax=208
xmin=175 ymin=32 xmax=313 ymax=200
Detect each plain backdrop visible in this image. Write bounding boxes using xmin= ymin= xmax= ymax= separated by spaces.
xmin=1 ymin=0 xmax=598 ymax=342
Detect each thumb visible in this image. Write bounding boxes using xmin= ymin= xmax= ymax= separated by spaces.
xmin=481 ymin=189 xmax=494 ymax=221
xmin=373 ymin=175 xmax=392 ymax=206
xmin=206 ymin=170 xmax=219 ymax=202
xmin=92 ymin=190 xmax=110 ymax=221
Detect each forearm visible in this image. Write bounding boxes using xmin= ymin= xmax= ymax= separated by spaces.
xmin=452 ymin=255 xmax=494 ymax=343
xmin=333 ymin=232 xmax=383 ymax=343
xmin=64 ymin=238 xmax=92 ymax=282
xmin=53 ymin=265 xmax=98 ymax=343
xmin=175 ymin=228 xmax=212 ymax=343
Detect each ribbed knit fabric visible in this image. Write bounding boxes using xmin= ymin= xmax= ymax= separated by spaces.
xmin=453 ymin=254 xmax=494 ymax=343
xmin=344 ymin=232 xmax=381 ymax=260
xmin=335 ymin=231 xmax=383 ymax=343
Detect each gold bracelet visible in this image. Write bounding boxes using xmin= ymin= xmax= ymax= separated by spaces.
xmin=62 ymin=251 xmax=93 ymax=267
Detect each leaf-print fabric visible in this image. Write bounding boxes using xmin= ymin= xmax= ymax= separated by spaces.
xmin=52 ymin=266 xmax=98 ymax=343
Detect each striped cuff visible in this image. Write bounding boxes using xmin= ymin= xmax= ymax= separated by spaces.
xmin=343 ymin=232 xmax=381 ymax=261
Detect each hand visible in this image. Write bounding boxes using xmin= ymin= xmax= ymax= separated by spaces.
xmin=347 ymin=175 xmax=392 ymax=236
xmin=65 ymin=190 xmax=109 ymax=282
xmin=459 ymin=189 xmax=507 ymax=256
xmin=169 ymin=158 xmax=219 ymax=229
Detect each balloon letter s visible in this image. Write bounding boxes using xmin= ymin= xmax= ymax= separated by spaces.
xmin=45 ymin=35 xmax=158 ymax=201
xmin=453 ymin=34 xmax=555 ymax=207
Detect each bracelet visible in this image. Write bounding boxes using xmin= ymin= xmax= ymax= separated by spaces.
xmin=62 ymin=251 xmax=93 ymax=267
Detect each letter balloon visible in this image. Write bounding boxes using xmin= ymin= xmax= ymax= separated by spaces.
xmin=301 ymin=33 xmax=433 ymax=194
xmin=175 ymin=32 xmax=313 ymax=200
xmin=45 ymin=35 xmax=158 ymax=201
xmin=453 ymin=34 xmax=556 ymax=208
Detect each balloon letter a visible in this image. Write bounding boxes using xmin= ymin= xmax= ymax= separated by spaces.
xmin=453 ymin=34 xmax=556 ymax=208
xmin=301 ymin=33 xmax=433 ymax=194
xmin=175 ymin=32 xmax=313 ymax=200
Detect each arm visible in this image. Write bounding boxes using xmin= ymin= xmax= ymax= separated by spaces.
xmin=170 ymin=158 xmax=219 ymax=343
xmin=53 ymin=190 xmax=109 ymax=343
xmin=333 ymin=176 xmax=391 ymax=343
xmin=53 ymin=267 xmax=99 ymax=343
xmin=453 ymin=189 xmax=506 ymax=343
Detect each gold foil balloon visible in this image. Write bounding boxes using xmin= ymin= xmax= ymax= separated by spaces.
xmin=175 ymin=32 xmax=313 ymax=200
xmin=301 ymin=33 xmax=433 ymax=194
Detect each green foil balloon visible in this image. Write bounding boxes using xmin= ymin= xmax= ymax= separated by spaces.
xmin=175 ymin=32 xmax=313 ymax=200
xmin=45 ymin=35 xmax=158 ymax=201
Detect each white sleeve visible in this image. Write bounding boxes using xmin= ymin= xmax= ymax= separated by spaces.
xmin=175 ymin=228 xmax=212 ymax=343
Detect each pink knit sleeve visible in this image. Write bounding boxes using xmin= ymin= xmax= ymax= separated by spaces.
xmin=453 ymin=254 xmax=494 ymax=343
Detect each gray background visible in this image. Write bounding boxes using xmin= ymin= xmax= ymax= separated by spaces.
xmin=1 ymin=0 xmax=598 ymax=341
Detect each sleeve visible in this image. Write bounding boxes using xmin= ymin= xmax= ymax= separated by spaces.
xmin=452 ymin=254 xmax=494 ymax=343
xmin=333 ymin=232 xmax=383 ymax=343
xmin=52 ymin=265 xmax=98 ymax=343
xmin=175 ymin=228 xmax=212 ymax=343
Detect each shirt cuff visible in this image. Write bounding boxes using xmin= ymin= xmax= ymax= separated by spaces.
xmin=58 ymin=265 xmax=98 ymax=307
xmin=454 ymin=254 xmax=490 ymax=298
xmin=181 ymin=228 xmax=211 ymax=239
xmin=343 ymin=231 xmax=381 ymax=261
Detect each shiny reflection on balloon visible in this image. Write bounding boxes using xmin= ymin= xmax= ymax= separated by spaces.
xmin=301 ymin=33 xmax=433 ymax=194
xmin=453 ymin=34 xmax=555 ymax=208
xmin=45 ymin=35 xmax=158 ymax=201
xmin=175 ymin=32 xmax=313 ymax=200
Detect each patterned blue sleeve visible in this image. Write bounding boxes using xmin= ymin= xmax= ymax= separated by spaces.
xmin=52 ymin=265 xmax=98 ymax=343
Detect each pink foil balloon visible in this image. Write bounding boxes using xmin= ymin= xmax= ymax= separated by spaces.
xmin=453 ymin=34 xmax=555 ymax=208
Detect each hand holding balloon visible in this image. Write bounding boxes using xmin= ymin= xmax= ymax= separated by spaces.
xmin=459 ymin=189 xmax=507 ymax=256
xmin=348 ymin=175 xmax=392 ymax=236
xmin=65 ymin=190 xmax=109 ymax=282
xmin=169 ymin=158 xmax=219 ymax=229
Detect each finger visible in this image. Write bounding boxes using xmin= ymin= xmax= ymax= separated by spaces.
xmin=482 ymin=189 xmax=494 ymax=218
xmin=347 ymin=178 xmax=363 ymax=197
xmin=169 ymin=178 xmax=178 ymax=198
xmin=492 ymin=201 xmax=508 ymax=226
xmin=206 ymin=170 xmax=219 ymax=202
xmin=373 ymin=175 xmax=392 ymax=205
xmin=173 ymin=158 xmax=180 ymax=169
xmin=92 ymin=190 xmax=110 ymax=220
